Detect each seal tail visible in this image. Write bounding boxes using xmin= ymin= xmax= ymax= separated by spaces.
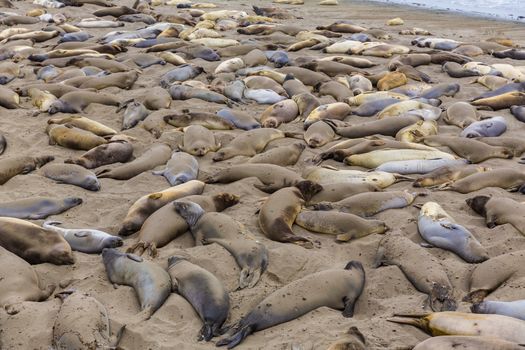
xmin=216 ymin=325 xmax=254 ymax=349
xmin=387 ymin=316 xmax=426 ymax=329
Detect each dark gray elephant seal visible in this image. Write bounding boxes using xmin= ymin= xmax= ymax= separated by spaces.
xmin=471 ymin=300 xmax=525 ymax=320
xmin=167 ymin=256 xmax=230 ymax=341
xmin=216 ymin=261 xmax=365 ymax=349
xmin=0 ymin=196 xmax=82 ymax=220
xmin=39 ymin=163 xmax=100 ymax=191
xmin=460 ymin=116 xmax=507 ymax=138
xmin=102 ymin=248 xmax=171 ymax=320
xmin=65 ymin=141 xmax=134 ymax=169
xmin=173 ymin=201 xmax=269 ymax=289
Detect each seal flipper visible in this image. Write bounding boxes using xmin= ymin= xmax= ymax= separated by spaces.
xmin=216 ymin=325 xmax=254 ymax=349
xmin=342 ymin=296 xmax=355 ymax=317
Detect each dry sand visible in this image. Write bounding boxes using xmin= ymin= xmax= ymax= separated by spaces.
xmin=1 ymin=0 xmax=525 ymax=349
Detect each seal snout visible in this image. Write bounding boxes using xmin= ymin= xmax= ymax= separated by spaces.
xmin=108 ymin=236 xmax=124 ymax=248
xmin=470 ymin=302 xmax=486 ymax=314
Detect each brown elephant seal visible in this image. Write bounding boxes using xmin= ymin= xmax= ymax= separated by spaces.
xmin=375 ymin=233 xmax=456 ymax=311
xmin=258 ymin=180 xmax=322 ymax=248
xmin=0 ymin=196 xmax=82 ymax=220
xmin=0 ymin=217 xmax=74 ymax=265
xmin=308 ymin=182 xmax=381 ymax=204
xmin=260 ymin=99 xmax=299 ymax=128
xmin=143 ymin=87 xmax=171 ymax=110
xmin=296 ymin=210 xmax=388 ymax=242
xmin=413 ymin=164 xmax=489 ymax=188
xmin=292 ymin=92 xmax=321 ymax=120
xmin=206 ymin=163 xmax=303 ymax=193
xmin=65 ymin=141 xmax=134 ymax=169
xmin=0 ymin=155 xmax=54 ymax=185
xmin=326 ymin=114 xmax=421 ymax=138
xmin=173 ymin=200 xmax=268 ymax=288
xmin=377 ymin=72 xmax=407 ymax=91
xmin=68 ymin=57 xmax=131 ymax=73
xmin=304 ymin=121 xmax=338 ymax=148
xmin=180 ymin=125 xmax=220 ymax=156
xmin=119 ymin=180 xmax=205 ymax=236
xmin=278 ymin=66 xmax=331 ymax=86
xmin=164 ymin=110 xmax=234 ymax=130
xmin=48 ymin=91 xmax=120 ymax=114
xmin=47 ymin=124 xmax=107 ymax=151
xmin=413 ymin=335 xmax=525 ymax=350
xmin=471 ymin=92 xmax=525 ymax=110
xmin=248 ymin=142 xmax=305 ymax=166
xmin=315 ymin=80 xmax=352 ymax=102
xmin=217 ymin=261 xmax=365 ymax=348
xmin=102 ymin=248 xmax=171 ymax=320
xmin=0 ymin=246 xmax=55 ymax=307
xmin=128 ymin=193 xmax=239 ymax=257
xmin=478 ymin=136 xmax=525 ymax=157
xmin=47 ymin=116 xmax=117 ymax=137
xmin=39 ymin=163 xmax=100 ymax=191
xmin=53 ymin=291 xmax=124 ymax=350
xmin=167 ymin=256 xmax=230 ymax=341
xmin=313 ymin=191 xmax=421 ymax=217
xmin=0 ymin=86 xmax=20 ymax=109
xmin=471 ymin=300 xmax=525 ymax=321
xmin=467 ymin=195 xmax=525 ymax=235
xmin=443 ymin=168 xmax=525 ymax=193
xmin=423 ymin=135 xmax=513 ymax=163
xmin=96 ymin=143 xmax=172 ymax=180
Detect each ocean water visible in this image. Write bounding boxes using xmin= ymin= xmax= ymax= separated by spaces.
xmin=365 ymin=0 xmax=525 ymax=22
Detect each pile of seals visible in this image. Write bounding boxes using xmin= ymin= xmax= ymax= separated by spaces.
xmin=1 ymin=0 xmax=525 ymax=348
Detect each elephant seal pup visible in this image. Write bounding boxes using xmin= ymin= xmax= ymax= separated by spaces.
xmin=216 ymin=109 xmax=260 ymax=130
xmin=443 ymin=101 xmax=479 ymax=128
xmin=102 ymin=248 xmax=171 ymax=320
xmin=96 ymin=143 xmax=172 ymax=180
xmin=0 ymin=155 xmax=54 ymax=185
xmin=43 ymin=221 xmax=123 ymax=254
xmin=206 ymin=163 xmax=303 ymax=193
xmin=217 ymin=261 xmax=365 ymax=349
xmin=53 ymin=291 xmax=123 ymax=350
xmin=119 ymin=180 xmax=205 ymax=236
xmin=0 ymin=197 xmax=82 ymax=220
xmin=313 ymin=190 xmax=421 ymax=217
xmin=180 ymin=125 xmax=220 ymax=156
xmin=128 ymin=193 xmax=239 ymax=257
xmin=248 ymin=142 xmax=305 ymax=166
xmin=213 ymin=128 xmax=298 ymax=161
xmin=423 ymin=135 xmax=513 ymax=163
xmin=65 ymin=141 xmax=134 ymax=169
xmin=465 ymin=250 xmax=525 ymax=303
xmin=413 ymin=164 xmax=489 ymax=188
xmin=467 ymin=195 xmax=525 ymax=235
xmin=375 ymin=233 xmax=456 ymax=311
xmin=260 ymin=99 xmax=298 ymax=128
xmin=167 ymin=256 xmax=230 ymax=341
xmin=0 ymin=246 xmax=55 ymax=307
xmin=47 ymin=124 xmax=107 ymax=151
xmin=153 ymin=151 xmax=198 ymax=186
xmin=296 ymin=210 xmax=388 ymax=242
xmin=418 ymin=202 xmax=488 ymax=263
xmin=173 ymin=201 xmax=268 ymax=289
xmin=443 ymin=168 xmax=525 ymax=193
xmin=39 ymin=163 xmax=100 ymax=191
xmin=460 ymin=116 xmax=507 ymax=138
xmin=472 ymin=300 xmax=525 ymax=321
xmin=258 ymin=180 xmax=322 ymax=248
xmin=413 ymin=336 xmax=524 ymax=350
xmin=48 ymin=91 xmax=120 ymax=114
xmin=304 ymin=121 xmax=338 ymax=148
xmin=0 ymin=217 xmax=74 ymax=265
xmin=308 ymin=182 xmax=381 ymax=204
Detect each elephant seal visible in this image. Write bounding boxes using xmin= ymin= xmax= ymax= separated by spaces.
xmin=304 ymin=102 xmax=351 ymax=128
xmin=160 ymin=64 xmax=204 ymax=86
xmin=0 ymin=246 xmax=55 ymax=307
xmin=326 ymin=114 xmax=421 ymax=138
xmin=120 ymin=100 xmax=149 ymax=130
xmin=96 ymin=143 xmax=172 ymax=180
xmin=119 ymin=180 xmax=205 ymax=236
xmin=47 ymin=124 xmax=107 ymax=151
xmin=143 ymin=87 xmax=171 ymax=110
xmin=0 ymin=155 xmax=54 ymax=185
xmin=128 ymin=193 xmax=239 ymax=257
xmin=173 ymin=201 xmax=268 ymax=289
xmin=169 ymin=85 xmax=233 ymax=106
xmin=258 ymin=180 xmax=322 ymax=248
xmin=47 ymin=116 xmax=117 ymax=137
xmin=153 ymin=151 xmax=198 ymax=186
xmin=304 ymin=121 xmax=338 ymax=148
xmin=326 ymin=327 xmax=367 ymax=350
xmin=260 ymin=99 xmax=298 ymax=128
xmin=460 ymin=116 xmax=507 ymax=138
xmin=217 ymin=261 xmax=365 ymax=349
xmin=77 ymin=71 xmax=139 ymax=90
xmin=413 ymin=164 xmax=489 ymax=188
xmin=376 ymin=159 xmax=468 ymax=175
xmin=0 ymin=217 xmax=74 ymax=265
xmin=466 ymin=195 xmax=525 ymax=235
xmin=413 ymin=336 xmax=524 ymax=350
xmin=43 ymin=221 xmax=123 ymax=254
xmin=477 ymin=136 xmax=525 ymax=157
xmin=248 ymin=142 xmax=305 ymax=166
xmin=375 ymin=233 xmax=457 ymax=311
xmin=296 ymin=210 xmax=388 ymax=242
xmin=102 ymin=248 xmax=171 ymax=320
xmin=216 ymin=109 xmax=260 ymax=130
xmin=472 ymin=300 xmax=525 ymax=321
xmin=206 ymin=163 xmax=303 ymax=193
xmin=313 ymin=191 xmax=420 ymax=217
xmin=39 ymin=163 xmax=100 ymax=191
xmin=471 ymin=92 xmax=525 ymax=110
xmin=167 ymin=256 xmax=230 ymax=341
xmin=164 ymin=110 xmax=234 ymax=130
xmin=511 ymin=105 xmax=525 ymax=122
xmin=292 ymin=92 xmax=321 ymax=120
xmin=0 ymin=197 xmax=82 ymax=220
xmin=0 ymin=86 xmax=20 ymax=109
xmin=443 ymin=168 xmax=525 ymax=193
xmin=423 ymin=135 xmax=512 ymax=163
xmin=344 ymin=149 xmax=455 ymax=168
xmin=417 ymin=202 xmax=488 ymax=263
xmin=315 ymin=80 xmax=352 ymax=102
xmin=308 ymin=182 xmax=381 ymax=204
xmin=65 ymin=141 xmax=134 ymax=169
xmin=377 ymin=72 xmax=407 ymax=91
xmin=48 ymin=91 xmax=120 ymax=114
xmin=53 ymin=291 xmax=123 ymax=350
xmin=180 ymin=125 xmax=220 ymax=156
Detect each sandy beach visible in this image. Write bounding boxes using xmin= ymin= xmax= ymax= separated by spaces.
xmin=1 ymin=0 xmax=525 ymax=349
